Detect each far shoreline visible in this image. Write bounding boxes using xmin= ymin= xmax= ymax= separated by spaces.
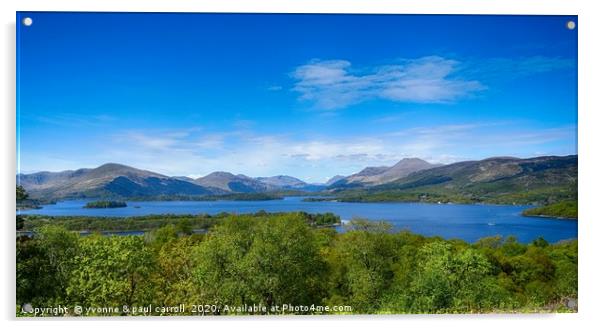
xmin=522 ymin=214 xmax=578 ymax=221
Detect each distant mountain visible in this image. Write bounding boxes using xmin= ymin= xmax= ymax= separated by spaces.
xmin=18 ymin=169 xmax=91 ymax=190
xmin=255 ymin=175 xmax=328 ymax=192
xmin=195 ymin=172 xmax=270 ymax=193
xmin=334 ymin=158 xmax=440 ymax=187
xmin=18 ymin=163 xmax=326 ymax=200
xmin=387 ymin=156 xmax=576 ymax=188
xmin=333 ymin=155 xmax=578 ymax=205
xmin=376 ymin=158 xmax=442 ymax=183
xmin=256 ymin=175 xmax=307 ymax=189
xmin=196 ymin=172 xmax=326 ymax=193
xmin=353 ymin=166 xmax=390 ymax=178
xmin=326 ymin=175 xmax=346 ymax=185
xmin=18 ymin=163 xmax=216 ymax=200
xmin=18 ymin=155 xmax=577 ymax=205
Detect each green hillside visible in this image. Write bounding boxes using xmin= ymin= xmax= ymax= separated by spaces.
xmin=523 ymin=201 xmax=578 ymax=219
xmin=327 ymin=155 xmax=577 ymax=206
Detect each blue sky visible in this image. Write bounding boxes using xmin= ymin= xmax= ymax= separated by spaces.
xmin=17 ymin=13 xmax=577 ymax=183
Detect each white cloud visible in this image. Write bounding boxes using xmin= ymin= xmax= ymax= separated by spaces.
xmin=291 ymin=55 xmax=575 ymax=110
xmin=22 ymin=119 xmax=576 ymax=182
xmin=118 ymin=132 xmax=180 ymax=151
xmin=292 ymin=56 xmax=484 ymax=109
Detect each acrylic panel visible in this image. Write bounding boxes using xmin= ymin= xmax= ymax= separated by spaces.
xmin=16 ymin=12 xmax=578 ymax=316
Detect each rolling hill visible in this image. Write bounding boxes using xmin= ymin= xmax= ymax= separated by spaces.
xmin=195 ymin=172 xmax=271 ymax=193
xmin=18 ymin=163 xmax=217 ymax=200
xmin=256 ymin=175 xmax=308 ymax=189
xmin=18 ymin=164 xmax=323 ymax=200
xmin=196 ymin=172 xmax=326 ymax=193
xmin=330 ymin=155 xmax=577 ymax=205
xmin=325 ymin=175 xmax=346 ymax=186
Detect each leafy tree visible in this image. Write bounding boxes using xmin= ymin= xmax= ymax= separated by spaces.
xmin=16 ymin=215 xmax=24 ymax=230
xmin=67 ymin=235 xmax=156 ymax=311
xmin=532 ymin=237 xmax=549 ymax=248
xmin=16 ymin=185 xmax=28 ymax=202
xmin=405 ymin=242 xmax=511 ymax=313
xmin=406 ymin=241 xmax=455 ymax=312
xmin=549 ymin=241 xmax=578 ymax=298
xmin=152 ymin=237 xmax=201 ymax=310
xmin=343 ymin=218 xmax=392 ymax=233
xmin=194 ymin=214 xmax=326 ymax=313
xmin=475 ymin=236 xmax=504 ymax=249
xmin=449 ymin=248 xmax=512 ymax=311
xmin=16 ymin=226 xmax=79 ymax=306
xmin=501 ymin=236 xmax=527 ymax=257
xmin=193 ymin=216 xmax=256 ymax=310
xmin=145 ymin=224 xmax=178 ymax=249
xmin=175 ymin=218 xmax=193 ymax=235
xmin=16 ymin=185 xmax=28 ymax=230
xmin=326 ymin=221 xmax=397 ymax=313
xmin=15 ymin=212 xmax=579 ymax=315
xmin=242 ymin=213 xmax=326 ymax=311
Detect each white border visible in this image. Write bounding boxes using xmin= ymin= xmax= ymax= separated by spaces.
xmin=2 ymin=1 xmax=601 ymax=328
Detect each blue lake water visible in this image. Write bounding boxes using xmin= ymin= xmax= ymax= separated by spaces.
xmin=18 ymin=197 xmax=577 ymax=243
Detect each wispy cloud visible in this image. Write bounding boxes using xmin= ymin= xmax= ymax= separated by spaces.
xmin=292 ymin=56 xmax=484 ymax=110
xmin=291 ymin=55 xmax=574 ymax=110
xmin=87 ymin=122 xmax=576 ymax=182
xmin=22 ymin=120 xmax=575 ymax=182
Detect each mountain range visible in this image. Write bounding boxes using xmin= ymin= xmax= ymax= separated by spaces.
xmin=17 ymin=163 xmax=217 ymax=200
xmin=18 ymin=163 xmax=330 ymax=200
xmin=331 ymin=155 xmax=577 ymax=205
xmin=17 ymin=155 xmax=577 ymax=204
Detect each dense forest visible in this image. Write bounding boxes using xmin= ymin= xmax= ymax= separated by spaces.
xmin=17 ymin=212 xmax=577 ymax=316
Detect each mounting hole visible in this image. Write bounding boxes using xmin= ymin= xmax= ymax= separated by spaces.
xmin=566 ymin=20 xmax=576 ymax=30
xmin=22 ymin=17 xmax=33 ymax=27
